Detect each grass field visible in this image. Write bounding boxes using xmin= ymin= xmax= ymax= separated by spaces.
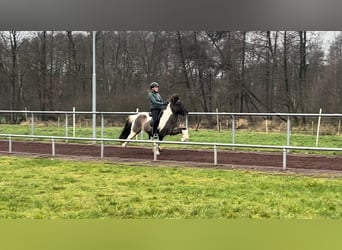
xmin=0 ymin=155 xmax=342 ymax=219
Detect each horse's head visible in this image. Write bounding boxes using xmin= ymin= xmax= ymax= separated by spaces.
xmin=169 ymin=94 xmax=188 ymax=116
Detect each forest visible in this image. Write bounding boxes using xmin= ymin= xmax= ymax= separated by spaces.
xmin=0 ymin=31 xmax=342 ymax=121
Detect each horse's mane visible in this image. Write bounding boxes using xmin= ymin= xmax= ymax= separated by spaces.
xmin=169 ymin=94 xmax=180 ymax=103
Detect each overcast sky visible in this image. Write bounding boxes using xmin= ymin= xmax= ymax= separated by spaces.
xmin=317 ymin=31 xmax=340 ymax=51
xmin=17 ymin=30 xmax=341 ymax=53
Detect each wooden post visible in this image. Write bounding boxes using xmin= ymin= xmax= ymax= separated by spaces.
xmin=315 ymin=108 xmax=322 ymax=147
xmin=216 ymin=108 xmax=220 ymax=132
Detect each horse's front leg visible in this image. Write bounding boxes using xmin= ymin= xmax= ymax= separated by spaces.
xmin=180 ymin=128 xmax=189 ymax=142
xmin=152 ymin=140 xmax=161 ymax=155
xmin=170 ymin=127 xmax=189 ymax=142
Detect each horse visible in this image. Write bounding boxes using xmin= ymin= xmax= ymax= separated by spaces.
xmin=119 ymin=94 xmax=189 ymax=154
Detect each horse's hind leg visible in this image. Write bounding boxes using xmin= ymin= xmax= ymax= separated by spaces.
xmin=121 ymin=131 xmax=139 ymax=147
xmin=121 ymin=123 xmax=141 ymax=147
xmin=143 ymin=120 xmax=153 ymax=139
xmin=122 ymin=115 xmax=146 ymax=147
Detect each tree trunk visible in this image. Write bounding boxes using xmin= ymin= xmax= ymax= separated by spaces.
xmin=283 ymin=31 xmax=293 ymax=113
xmin=239 ymin=32 xmax=246 ymax=113
xmin=39 ymin=31 xmax=48 ymax=116
xmin=298 ymin=31 xmax=307 ymax=117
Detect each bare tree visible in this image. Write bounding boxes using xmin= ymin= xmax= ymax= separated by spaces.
xmin=298 ymin=31 xmax=307 ymax=117
xmin=0 ymin=30 xmax=338 ymax=116
xmin=0 ymin=31 xmax=25 ymax=122
xmin=326 ymin=33 xmax=342 ymax=112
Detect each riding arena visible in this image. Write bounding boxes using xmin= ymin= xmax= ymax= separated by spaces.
xmin=0 ymin=107 xmax=341 ymax=176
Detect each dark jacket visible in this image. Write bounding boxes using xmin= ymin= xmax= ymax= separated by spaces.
xmin=148 ymin=92 xmax=167 ymax=109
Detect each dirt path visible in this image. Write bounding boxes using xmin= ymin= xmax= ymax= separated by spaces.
xmin=1 ymin=140 xmax=342 ymax=176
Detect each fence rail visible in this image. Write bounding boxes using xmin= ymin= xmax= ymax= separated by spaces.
xmin=0 ymin=133 xmax=342 ymax=170
xmin=0 ymin=110 xmax=341 ymax=170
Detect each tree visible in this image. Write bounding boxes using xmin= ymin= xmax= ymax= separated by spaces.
xmin=0 ymin=31 xmax=25 ymax=122
xmin=298 ymin=31 xmax=307 ymax=117
xmin=0 ymin=30 xmax=339 ymax=116
xmin=326 ymin=32 xmax=342 ymax=112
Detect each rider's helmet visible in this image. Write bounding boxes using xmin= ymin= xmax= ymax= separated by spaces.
xmin=150 ymin=82 xmax=160 ymax=89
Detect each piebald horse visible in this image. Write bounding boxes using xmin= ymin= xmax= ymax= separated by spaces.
xmin=119 ymin=94 xmax=189 ymax=154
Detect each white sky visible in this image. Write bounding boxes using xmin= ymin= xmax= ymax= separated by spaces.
xmin=317 ymin=31 xmax=340 ymax=51
xmin=16 ymin=30 xmax=342 ymax=53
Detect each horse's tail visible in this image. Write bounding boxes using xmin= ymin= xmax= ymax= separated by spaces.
xmin=119 ymin=119 xmax=132 ymax=139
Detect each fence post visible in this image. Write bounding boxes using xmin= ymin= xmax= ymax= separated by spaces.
xmin=8 ymin=136 xmax=12 ymax=153
xmin=231 ymin=115 xmax=236 ymax=150
xmin=282 ymin=148 xmax=287 ymax=170
xmin=101 ymin=140 xmax=104 ymax=158
xmin=73 ymin=107 xmax=76 ymax=138
xmin=214 ymin=144 xmax=218 ymax=165
xmin=316 ymin=108 xmax=322 ymax=147
xmin=216 ymin=108 xmax=219 ymax=132
xmin=153 ymin=141 xmax=158 ymax=161
xmin=65 ymin=113 xmax=68 ymax=142
xmin=135 ymin=108 xmax=143 ymax=140
xmin=51 ymin=138 xmax=55 ymax=156
xmin=31 ymin=113 xmax=35 ymax=139
xmin=286 ymin=115 xmax=291 ymax=152
xmin=101 ymin=113 xmax=104 ymax=139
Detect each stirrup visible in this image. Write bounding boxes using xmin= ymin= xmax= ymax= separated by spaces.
xmin=152 ymin=134 xmax=159 ymax=140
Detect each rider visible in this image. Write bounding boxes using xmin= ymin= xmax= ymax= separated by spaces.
xmin=148 ymin=82 xmax=168 ymax=139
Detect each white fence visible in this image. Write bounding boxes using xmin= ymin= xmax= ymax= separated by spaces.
xmin=0 ymin=110 xmax=342 ymax=170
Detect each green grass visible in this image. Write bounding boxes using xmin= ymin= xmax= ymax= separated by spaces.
xmin=0 ymin=124 xmax=341 ymax=154
xmin=0 ymin=155 xmax=342 ymax=219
